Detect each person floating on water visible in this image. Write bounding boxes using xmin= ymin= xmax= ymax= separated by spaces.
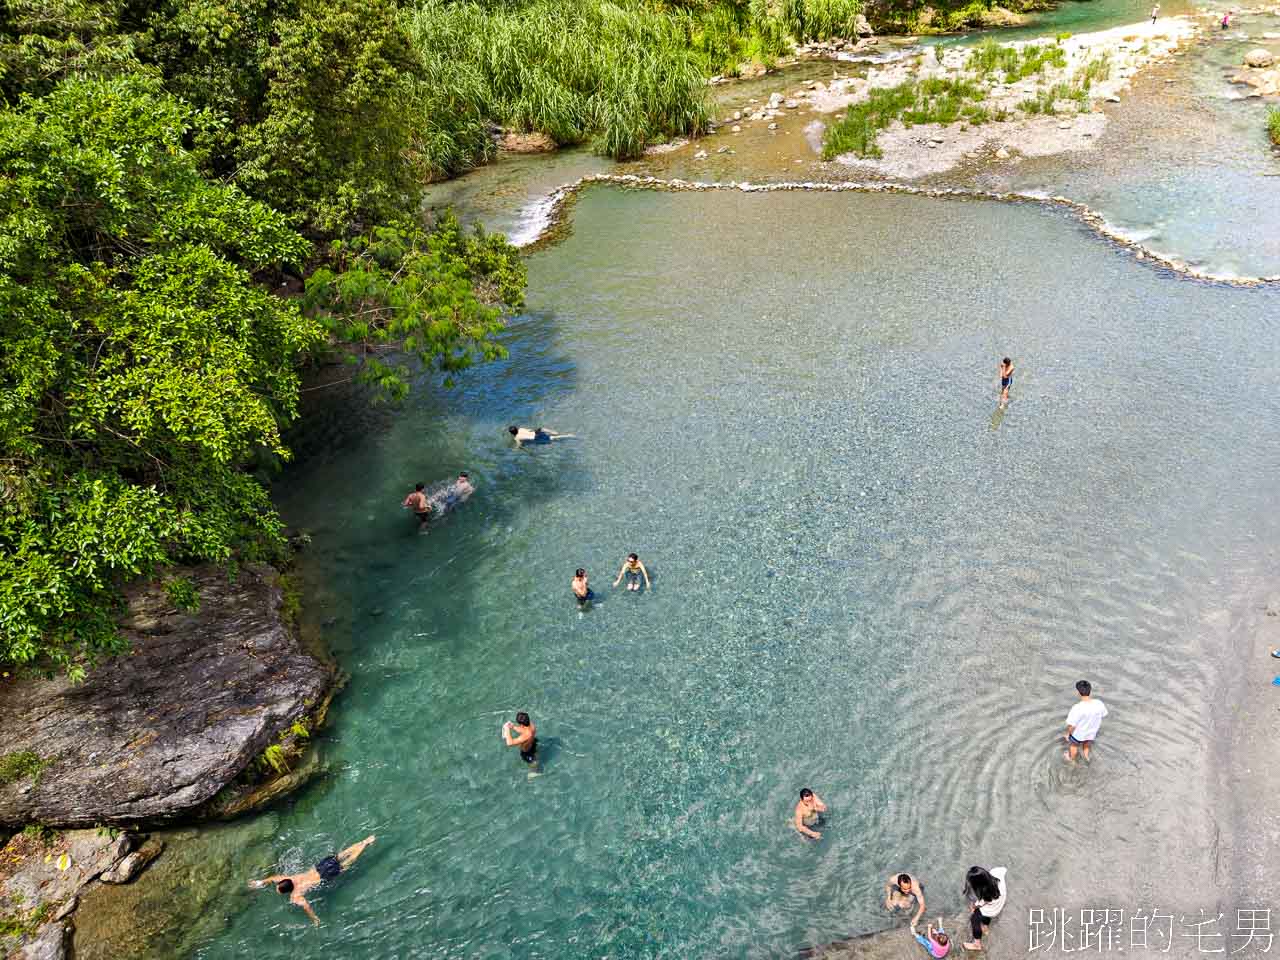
xmin=502 ymin=711 xmax=538 ymax=770
xmin=962 ymin=865 xmax=1008 ymax=951
xmin=509 ymin=425 xmax=575 ymax=448
xmin=998 ymin=357 xmax=1014 ymax=405
xmin=886 ymin=872 xmax=927 ymax=926
xmin=793 ymin=787 xmax=827 ymax=840
xmin=1064 ymin=679 xmax=1108 ymax=763
xmin=402 ymin=483 xmax=431 ymax=531
xmin=913 ymin=918 xmax=951 ymax=958
xmin=431 ymin=472 xmax=475 ymax=513
xmin=247 ymin=835 xmax=376 ymax=925
xmin=613 ymin=553 xmax=651 ymax=593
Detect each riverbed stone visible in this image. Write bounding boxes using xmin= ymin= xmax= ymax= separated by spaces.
xmin=11 ymin=921 xmax=69 ymax=960
xmin=0 ymin=563 xmax=335 ymax=828
xmin=1245 ymin=48 xmax=1276 ymax=67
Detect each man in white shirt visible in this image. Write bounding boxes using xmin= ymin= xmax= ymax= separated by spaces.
xmin=1065 ymin=679 xmax=1108 ymax=762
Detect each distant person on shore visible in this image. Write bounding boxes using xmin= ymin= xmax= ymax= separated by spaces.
xmin=962 ymin=865 xmax=1008 ymax=951
xmin=248 ymin=835 xmax=376 ymax=925
xmin=509 ymin=425 xmax=575 ymax=447
xmin=1150 ymin=3 xmax=1159 ymax=22
xmin=613 ymin=553 xmax=651 ymax=592
xmin=998 ymin=357 xmax=1014 ymax=405
xmin=913 ymin=918 xmax=951 ymax=958
xmin=1064 ymin=679 xmax=1108 ymax=762
xmin=886 ymin=872 xmax=927 ymax=925
xmin=402 ymin=483 xmax=431 ymax=531
xmin=1221 ymin=10 xmax=1232 ymax=29
xmin=793 ymin=787 xmax=827 ymax=840
xmin=502 ymin=711 xmax=538 ymax=769
xmin=572 ymin=568 xmax=593 ymax=607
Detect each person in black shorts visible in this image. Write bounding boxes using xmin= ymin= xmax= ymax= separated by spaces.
xmin=572 ymin=568 xmax=593 ymax=607
xmin=402 ymin=482 xmax=431 ymax=531
xmin=998 ymin=357 xmax=1014 ymax=404
xmin=247 ymin=835 xmax=377 ymax=925
xmin=502 ymin=711 xmax=538 ymax=769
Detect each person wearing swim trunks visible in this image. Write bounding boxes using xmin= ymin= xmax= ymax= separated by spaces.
xmin=402 ymin=483 xmax=431 ymax=531
xmin=613 ymin=553 xmax=651 ymax=592
xmin=572 ymin=568 xmax=592 ymax=607
xmin=998 ymin=357 xmax=1014 ymax=404
xmin=793 ymin=787 xmax=827 ymax=840
xmin=886 ymin=872 xmax=927 ymax=925
xmin=509 ymin=425 xmax=575 ymax=447
xmin=913 ymin=918 xmax=951 ymax=958
xmin=247 ymin=835 xmax=376 ymax=925
xmin=432 ymin=472 xmax=475 ymax=514
xmin=502 ymin=711 xmax=538 ymax=767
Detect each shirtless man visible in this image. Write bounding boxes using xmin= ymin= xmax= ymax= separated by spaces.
xmin=572 ymin=569 xmax=592 ymax=607
xmin=794 ymin=787 xmax=827 ymax=840
xmin=502 ymin=711 xmax=538 ymax=769
xmin=247 ymin=835 xmax=376 ymax=925
xmin=885 ymin=871 xmax=927 ymax=925
xmin=508 ymin=425 xmax=575 ymax=448
xmin=402 ymin=483 xmax=431 ymax=530
xmin=431 ymin=473 xmax=475 ymax=513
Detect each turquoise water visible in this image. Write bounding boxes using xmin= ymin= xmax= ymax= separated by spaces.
xmin=194 ymin=188 xmax=1280 ymax=959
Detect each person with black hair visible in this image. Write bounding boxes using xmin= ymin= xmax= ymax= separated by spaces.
xmin=509 ymin=425 xmax=575 ymax=447
xmin=502 ymin=711 xmax=538 ymax=769
xmin=572 ymin=569 xmax=592 ymax=607
xmin=402 ymin=482 xmax=431 ymax=530
xmin=962 ymin=865 xmax=1008 ymax=950
xmin=885 ymin=871 xmax=927 ymax=925
xmin=793 ymin=787 xmax=827 ymax=840
xmin=1064 ymin=679 xmax=1108 ymax=762
xmin=247 ymin=835 xmax=376 ymax=925
xmin=998 ymin=357 xmax=1014 ymax=404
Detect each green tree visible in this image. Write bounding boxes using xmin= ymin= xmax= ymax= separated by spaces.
xmin=0 ymin=75 xmax=322 ymax=675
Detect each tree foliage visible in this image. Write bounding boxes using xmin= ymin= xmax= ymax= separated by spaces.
xmin=0 ymin=75 xmax=323 ymax=675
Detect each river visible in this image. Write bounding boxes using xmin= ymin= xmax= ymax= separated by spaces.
xmin=136 ymin=5 xmax=1280 ymax=959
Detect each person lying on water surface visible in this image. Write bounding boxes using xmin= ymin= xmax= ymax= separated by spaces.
xmin=248 ymin=835 xmax=376 ymax=925
xmin=509 ymin=425 xmax=575 ymax=447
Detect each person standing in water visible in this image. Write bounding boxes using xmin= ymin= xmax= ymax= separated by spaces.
xmin=998 ymin=357 xmax=1014 ymax=404
xmin=1150 ymin=3 xmax=1159 ymax=22
xmin=793 ymin=787 xmax=827 ymax=840
xmin=402 ymin=483 xmax=431 ymax=531
xmin=247 ymin=835 xmax=377 ymax=925
xmin=612 ymin=553 xmax=651 ymax=592
xmin=1221 ymin=9 xmax=1232 ymax=29
xmin=886 ymin=872 xmax=927 ymax=926
xmin=502 ymin=711 xmax=538 ymax=768
xmin=572 ymin=568 xmax=592 ymax=607
xmin=509 ymin=426 xmax=575 ymax=447
xmin=1064 ymin=679 xmax=1108 ymax=762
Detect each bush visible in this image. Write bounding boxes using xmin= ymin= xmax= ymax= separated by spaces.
xmin=1269 ymin=107 xmax=1280 ymax=146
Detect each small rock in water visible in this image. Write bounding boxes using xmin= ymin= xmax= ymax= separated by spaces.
xmin=1105 ymin=94 xmax=1121 ymax=103
xmin=1058 ymin=121 xmax=1073 ymax=129
xmin=995 ymin=147 xmax=1010 ymax=159
xmin=732 ymin=110 xmax=742 ymax=120
xmin=731 ymin=124 xmax=742 ymax=132
xmin=768 ymin=122 xmax=778 ymax=130
xmin=785 ymin=98 xmax=800 ymax=108
xmin=717 ymin=146 xmax=731 ymax=153
xmin=1245 ymin=48 xmax=1276 ymax=67
xmin=928 ymin=136 xmax=944 ymax=144
xmin=694 ymin=149 xmax=708 ymax=159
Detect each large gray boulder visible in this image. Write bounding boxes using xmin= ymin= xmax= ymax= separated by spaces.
xmin=1245 ymin=48 xmax=1276 ymax=67
xmin=0 ymin=564 xmax=334 ymax=827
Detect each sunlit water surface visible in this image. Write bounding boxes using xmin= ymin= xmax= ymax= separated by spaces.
xmin=188 ymin=188 xmax=1280 ymax=960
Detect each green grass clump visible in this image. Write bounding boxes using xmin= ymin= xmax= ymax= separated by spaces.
xmin=0 ymin=751 xmax=48 ymax=787
xmin=782 ymin=0 xmax=863 ymax=42
xmin=968 ymin=38 xmax=1066 ymax=82
xmin=1079 ymin=53 xmax=1112 ymax=90
xmin=1269 ymin=107 xmax=1280 ymax=146
xmin=823 ymin=76 xmax=989 ymax=157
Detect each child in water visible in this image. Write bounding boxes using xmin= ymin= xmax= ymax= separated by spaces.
xmin=572 ymin=569 xmax=592 ymax=607
xmin=612 ymin=553 xmax=651 ymax=592
xmin=998 ymin=357 xmax=1014 ymax=404
xmin=913 ymin=919 xmax=951 ymax=958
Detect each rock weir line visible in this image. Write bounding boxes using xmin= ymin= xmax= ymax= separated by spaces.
xmin=519 ymin=173 xmax=1280 ymax=287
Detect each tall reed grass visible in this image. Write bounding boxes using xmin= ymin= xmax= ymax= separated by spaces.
xmin=409 ymin=0 xmax=710 ymax=165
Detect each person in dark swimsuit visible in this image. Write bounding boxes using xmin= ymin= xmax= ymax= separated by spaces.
xmin=402 ymin=483 xmax=431 ymax=531
xmin=998 ymin=357 xmax=1014 ymax=404
xmin=572 ymin=568 xmax=592 ymax=607
xmin=247 ymin=835 xmax=376 ymax=925
xmin=502 ymin=711 xmax=538 ymax=768
xmin=509 ymin=426 xmax=575 ymax=447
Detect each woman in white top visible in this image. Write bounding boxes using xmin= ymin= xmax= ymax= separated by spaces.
xmin=963 ymin=865 xmax=1008 ymax=950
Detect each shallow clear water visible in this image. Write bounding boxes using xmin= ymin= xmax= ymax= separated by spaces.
xmin=192 ymin=188 xmax=1280 ymax=959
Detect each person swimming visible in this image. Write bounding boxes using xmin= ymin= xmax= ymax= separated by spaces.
xmin=998 ymin=357 xmax=1014 ymax=404
xmin=572 ymin=568 xmax=592 ymax=606
xmin=509 ymin=425 xmax=575 ymax=447
xmin=247 ymin=835 xmax=376 ymax=925
xmin=612 ymin=553 xmax=651 ymax=592
xmin=431 ymin=472 xmax=475 ymax=512
xmin=502 ymin=711 xmax=538 ymax=768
